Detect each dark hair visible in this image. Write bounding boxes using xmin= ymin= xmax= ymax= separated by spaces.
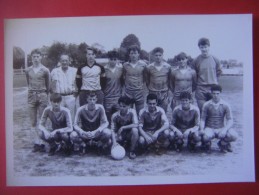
xmin=118 ymin=96 xmax=132 ymax=106
xmin=198 ymin=38 xmax=210 ymax=47
xmin=50 ymin=93 xmax=62 ymax=102
xmin=152 ymin=47 xmax=164 ymax=55
xmin=107 ymin=50 xmax=119 ymax=59
xmin=128 ymin=45 xmax=141 ymax=54
xmin=88 ymin=91 xmax=97 ymax=98
xmin=180 ymin=91 xmax=192 ymax=100
xmin=31 ymin=49 xmax=42 ymax=56
xmin=146 ymin=93 xmax=158 ymax=102
xmin=211 ymin=84 xmax=222 ymax=92
xmin=86 ymin=47 xmax=97 ymax=55
xmin=176 ymin=52 xmax=188 ymax=61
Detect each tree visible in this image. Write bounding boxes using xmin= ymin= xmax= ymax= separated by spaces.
xmin=119 ymin=34 xmax=141 ymax=61
xmin=13 ymin=46 xmax=25 ymax=69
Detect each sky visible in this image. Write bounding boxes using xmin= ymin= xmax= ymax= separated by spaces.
xmin=5 ymin=14 xmax=252 ymax=65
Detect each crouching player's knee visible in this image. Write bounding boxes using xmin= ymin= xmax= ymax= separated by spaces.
xmin=225 ymin=129 xmax=238 ymax=142
xmin=70 ymin=131 xmax=82 ymax=143
xmin=138 ymin=136 xmax=146 ymax=147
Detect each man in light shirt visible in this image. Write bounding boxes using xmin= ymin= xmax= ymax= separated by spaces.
xmin=51 ymin=54 xmax=77 ymax=121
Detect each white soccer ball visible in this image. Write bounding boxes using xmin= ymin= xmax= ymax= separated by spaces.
xmin=111 ymin=144 xmax=126 ymax=160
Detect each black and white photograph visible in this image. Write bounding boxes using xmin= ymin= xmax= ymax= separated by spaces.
xmin=5 ymin=14 xmax=254 ymax=186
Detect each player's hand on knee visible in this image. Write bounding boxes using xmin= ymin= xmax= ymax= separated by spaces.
xmin=118 ymin=127 xmax=124 ymax=135
xmin=145 ymin=135 xmax=153 ymax=144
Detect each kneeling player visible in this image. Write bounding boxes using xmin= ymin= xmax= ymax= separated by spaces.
xmin=169 ymin=92 xmax=201 ymax=152
xmin=110 ymin=96 xmax=139 ymax=159
xmin=200 ymin=85 xmax=238 ymax=153
xmin=138 ymin=94 xmax=170 ymax=154
xmin=71 ymin=92 xmax=112 ymax=155
xmin=39 ymin=93 xmax=73 ymax=156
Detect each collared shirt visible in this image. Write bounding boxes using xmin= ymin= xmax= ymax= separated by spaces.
xmin=146 ymin=62 xmax=171 ymax=91
xmin=74 ymin=104 xmax=108 ymax=132
xmin=192 ymin=54 xmax=222 ymax=85
xmin=123 ymin=60 xmax=147 ymax=91
xmin=40 ymin=106 xmax=72 ymax=130
xmin=111 ymin=108 xmax=138 ymax=132
xmin=170 ymin=66 xmax=197 ymax=98
xmin=25 ymin=64 xmax=50 ymax=92
xmin=139 ymin=106 xmax=169 ymax=132
xmin=50 ymin=66 xmax=77 ymax=94
xmin=171 ymin=104 xmax=200 ymax=130
xmin=76 ymin=62 xmax=105 ymax=91
xmin=103 ymin=63 xmax=123 ymax=98
xmin=201 ymin=99 xmax=233 ymax=129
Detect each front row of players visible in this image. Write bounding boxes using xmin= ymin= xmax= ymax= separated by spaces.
xmin=36 ymin=84 xmax=238 ymax=159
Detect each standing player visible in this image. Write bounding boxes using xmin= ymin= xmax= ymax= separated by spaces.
xmin=123 ymin=45 xmax=147 ymax=115
xmin=110 ymin=96 xmax=139 ymax=159
xmin=169 ymin=52 xmax=197 ymax=111
xmin=138 ymin=94 xmax=170 ymax=154
xmin=169 ymin=92 xmax=201 ymax=152
xmin=50 ymin=54 xmax=77 ymax=121
xmin=103 ymin=50 xmax=123 ymax=122
xmin=146 ymin=47 xmax=171 ymax=112
xmin=25 ymin=49 xmax=50 ymax=152
xmin=76 ymin=47 xmax=105 ymax=106
xmin=71 ymin=92 xmax=112 ymax=155
xmin=38 ymin=93 xmax=73 ymax=156
xmin=192 ymin=38 xmax=222 ymax=111
xmin=200 ymin=85 xmax=238 ymax=153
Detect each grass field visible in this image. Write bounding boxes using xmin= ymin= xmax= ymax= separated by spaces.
xmin=10 ymin=75 xmax=245 ymax=184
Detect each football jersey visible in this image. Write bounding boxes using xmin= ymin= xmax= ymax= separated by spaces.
xmin=25 ymin=64 xmax=50 ymax=92
xmin=139 ymin=106 xmax=169 ymax=132
xmin=103 ymin=64 xmax=123 ymax=98
xmin=170 ymin=67 xmax=196 ymax=98
xmin=111 ymin=108 xmax=138 ymax=132
xmin=40 ymin=106 xmax=72 ymax=130
xmin=74 ymin=104 xmax=108 ymax=132
xmin=123 ymin=60 xmax=147 ymax=91
xmin=192 ymin=55 xmax=221 ymax=85
xmin=201 ymin=99 xmax=232 ymax=129
xmin=146 ymin=62 xmax=171 ymax=91
xmin=171 ymin=104 xmax=200 ymax=131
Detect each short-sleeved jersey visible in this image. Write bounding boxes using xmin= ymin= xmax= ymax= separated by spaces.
xmin=201 ymin=99 xmax=232 ymax=129
xmin=111 ymin=108 xmax=138 ymax=132
xmin=146 ymin=62 xmax=171 ymax=91
xmin=50 ymin=66 xmax=77 ymax=94
xmin=76 ymin=62 xmax=105 ymax=91
xmin=74 ymin=104 xmax=108 ymax=132
xmin=25 ymin=64 xmax=50 ymax=92
xmin=139 ymin=106 xmax=169 ymax=132
xmin=170 ymin=67 xmax=196 ymax=99
xmin=192 ymin=55 xmax=222 ymax=86
xmin=171 ymin=104 xmax=200 ymax=131
xmin=123 ymin=60 xmax=147 ymax=91
xmin=40 ymin=106 xmax=72 ymax=130
xmin=103 ymin=64 xmax=123 ymax=98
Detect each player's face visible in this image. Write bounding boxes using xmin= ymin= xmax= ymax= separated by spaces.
xmin=86 ymin=50 xmax=96 ymax=63
xmin=31 ymin=53 xmax=42 ymax=65
xmin=211 ymin=90 xmax=221 ymax=103
xmin=147 ymin=99 xmax=157 ymax=113
xmin=109 ymin=58 xmax=117 ymax=67
xmin=178 ymin=57 xmax=188 ymax=68
xmin=51 ymin=100 xmax=61 ymax=110
xmin=129 ymin=50 xmax=139 ymax=62
xmin=119 ymin=102 xmax=129 ymax=114
xmin=199 ymin=45 xmax=210 ymax=56
xmin=180 ymin=98 xmax=191 ymax=110
xmin=60 ymin=55 xmax=70 ymax=70
xmin=154 ymin=52 xmax=163 ymax=63
xmin=87 ymin=96 xmax=97 ymax=107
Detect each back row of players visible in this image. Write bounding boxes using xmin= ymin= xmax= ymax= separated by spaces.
xmin=25 ymin=38 xmax=238 ymax=159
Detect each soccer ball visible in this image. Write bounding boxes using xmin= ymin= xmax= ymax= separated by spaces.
xmin=111 ymin=144 xmax=126 ymax=160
